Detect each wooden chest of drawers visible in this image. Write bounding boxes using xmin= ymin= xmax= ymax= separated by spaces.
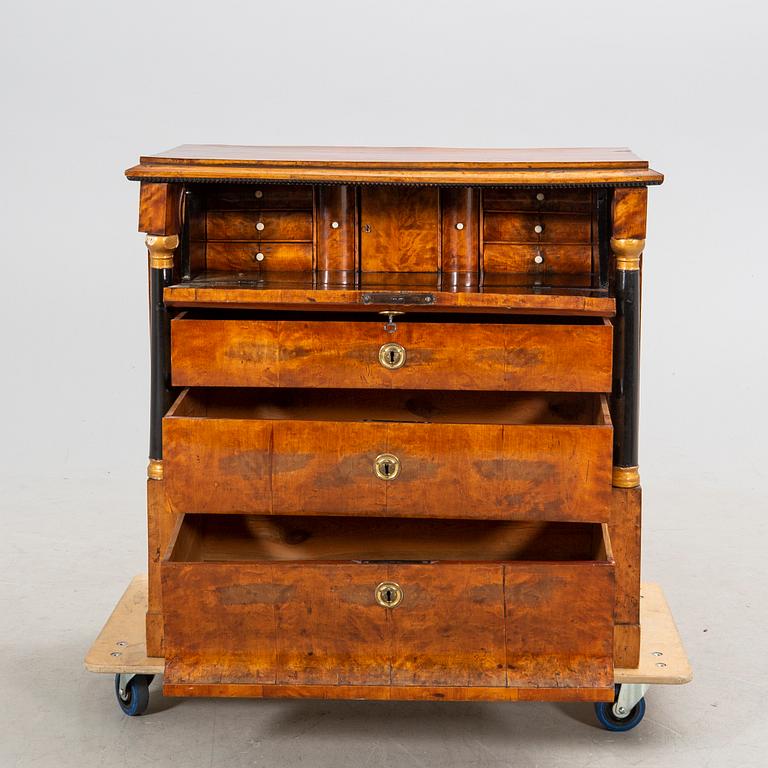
xmin=126 ymin=145 xmax=662 ymax=703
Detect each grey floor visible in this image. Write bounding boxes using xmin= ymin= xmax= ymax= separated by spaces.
xmin=1 ymin=470 xmax=764 ymax=768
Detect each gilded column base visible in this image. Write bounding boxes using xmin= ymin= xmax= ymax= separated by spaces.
xmin=613 ymin=465 xmax=640 ymax=488
xmin=147 ymin=459 xmax=164 ymax=481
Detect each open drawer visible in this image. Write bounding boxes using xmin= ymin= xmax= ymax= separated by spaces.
xmin=170 ymin=311 xmax=613 ymax=393
xmin=161 ymin=514 xmax=615 ymax=698
xmin=163 ymin=389 xmax=613 ymax=522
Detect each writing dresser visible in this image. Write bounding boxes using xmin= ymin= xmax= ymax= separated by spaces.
xmin=90 ymin=146 xmax=690 ymax=727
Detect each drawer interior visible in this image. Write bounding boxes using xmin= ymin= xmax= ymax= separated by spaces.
xmin=167 ymin=388 xmax=610 ymax=426
xmin=167 ymin=514 xmax=612 ymax=565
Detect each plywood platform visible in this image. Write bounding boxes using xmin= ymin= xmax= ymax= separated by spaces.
xmin=84 ymin=575 xmax=692 ymax=686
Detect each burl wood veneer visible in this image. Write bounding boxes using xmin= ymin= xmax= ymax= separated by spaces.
xmin=128 ymin=145 xmax=662 ymax=700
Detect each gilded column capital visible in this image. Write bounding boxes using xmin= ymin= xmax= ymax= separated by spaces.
xmin=611 ymin=238 xmax=645 ymax=271
xmin=146 ymin=234 xmax=179 ymax=270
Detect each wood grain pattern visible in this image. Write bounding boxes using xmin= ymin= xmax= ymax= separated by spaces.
xmin=170 ymin=316 xmax=613 ymax=392
xmin=612 ymin=188 xmax=648 ymax=240
xmin=161 ymin=515 xmax=613 ymax=692
xmin=126 ymin=145 xmax=664 ymax=186
xmin=610 ymin=486 xmax=642 ymax=667
xmin=483 ymin=243 xmax=593 ymax=274
xmin=484 ymin=212 xmax=592 ymax=244
xmin=202 ymin=184 xmax=314 ymax=210
xmin=483 ymin=188 xmax=594 ymax=213
xmin=441 ymin=188 xmax=479 ymax=274
xmin=162 ymin=683 xmax=613 ymax=701
xmin=360 ymin=187 xmax=440 ymax=272
xmin=164 ymin=281 xmax=616 ymax=316
xmin=316 ymin=185 xmax=356 ymax=273
xmin=162 ymin=390 xmax=613 ymax=521
xmin=207 ymin=211 xmax=313 ymax=241
xmin=205 ymin=242 xmax=313 ymax=272
xmin=138 ymin=182 xmax=182 ymax=234
xmin=504 ymin=563 xmax=614 ymax=687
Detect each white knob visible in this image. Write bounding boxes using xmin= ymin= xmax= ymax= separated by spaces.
xmin=331 ymin=221 xmax=339 ymax=229
xmin=534 ymin=253 xmax=544 ymax=264
xmin=536 ymin=192 xmax=545 ymax=201
xmin=255 ymin=252 xmax=265 ymax=262
xmin=534 ymin=224 xmax=543 ymax=234
xmin=255 ymin=190 xmax=263 ymax=198
xmin=256 ymin=222 xmax=265 ymax=231
xmin=455 ymin=222 xmax=464 ymax=230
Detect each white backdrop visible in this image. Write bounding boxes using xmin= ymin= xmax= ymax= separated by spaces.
xmin=1 ymin=2 xmax=766 ymax=766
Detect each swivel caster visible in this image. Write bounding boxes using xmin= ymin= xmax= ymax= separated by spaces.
xmin=594 ymin=683 xmax=647 ymax=732
xmin=115 ymin=673 xmax=154 ymax=716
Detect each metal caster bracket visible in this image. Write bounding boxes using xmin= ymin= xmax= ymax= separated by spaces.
xmin=613 ymin=683 xmax=649 ymax=718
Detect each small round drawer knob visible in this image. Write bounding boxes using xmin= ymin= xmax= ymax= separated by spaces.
xmin=255 ymin=252 xmax=265 ymax=262
xmin=534 ymin=224 xmax=543 ymax=234
xmin=375 ymin=581 xmax=403 ymax=608
xmin=455 ymin=222 xmax=464 ymax=230
xmin=534 ymin=253 xmax=544 ymax=264
xmin=255 ymin=190 xmax=263 ymax=199
xmin=374 ymin=453 xmax=401 ymax=481
xmin=331 ymin=221 xmax=340 ymax=229
xmin=256 ymin=221 xmax=265 ymax=231
xmin=378 ymin=342 xmax=406 ymax=370
xmin=536 ymin=192 xmax=545 ymax=201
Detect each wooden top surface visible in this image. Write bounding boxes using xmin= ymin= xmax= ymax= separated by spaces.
xmin=126 ymin=145 xmax=663 ymax=186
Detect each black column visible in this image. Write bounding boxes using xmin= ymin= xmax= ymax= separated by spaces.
xmin=612 ymin=268 xmax=641 ymax=468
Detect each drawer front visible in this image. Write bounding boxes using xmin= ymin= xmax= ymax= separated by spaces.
xmin=207 ymin=211 xmax=313 ymax=241
xmin=483 ymin=243 xmax=593 ymax=274
xmin=171 ymin=318 xmax=613 ymax=392
xmin=360 ymin=187 xmax=440 ymax=272
xmin=164 ymin=408 xmax=613 ymax=521
xmin=206 ymin=242 xmax=314 ymax=272
xmin=484 ymin=212 xmax=592 ymax=244
xmin=162 ymin=556 xmax=612 ymax=690
xmin=483 ymin=188 xmax=593 ymax=213
xmin=203 ymin=184 xmax=314 ymax=210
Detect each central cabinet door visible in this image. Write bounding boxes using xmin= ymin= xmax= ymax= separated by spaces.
xmin=359 ymin=187 xmax=440 ymax=272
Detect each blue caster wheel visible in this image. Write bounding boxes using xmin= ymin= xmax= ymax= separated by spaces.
xmin=594 ymin=684 xmax=646 ymax=732
xmin=115 ymin=674 xmax=154 ymax=716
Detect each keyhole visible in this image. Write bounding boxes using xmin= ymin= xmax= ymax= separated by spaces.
xmin=389 ymin=349 xmax=396 ymax=365
xmin=383 ymin=462 xmax=391 ymax=476
xmin=385 ymin=589 xmax=393 ymax=603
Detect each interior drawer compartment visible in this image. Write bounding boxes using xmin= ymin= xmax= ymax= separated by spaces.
xmin=163 ymin=389 xmax=613 ymax=521
xmin=483 ymin=188 xmax=593 ymax=213
xmin=202 ymin=184 xmax=314 ymax=210
xmin=161 ymin=514 xmax=614 ymax=694
xmin=207 ymin=211 xmax=313 ymax=241
xmin=483 ymin=212 xmax=592 ymax=244
xmin=170 ymin=313 xmax=612 ymax=392
xmin=483 ymin=243 xmax=594 ymax=274
xmin=205 ymin=242 xmax=313 ymax=272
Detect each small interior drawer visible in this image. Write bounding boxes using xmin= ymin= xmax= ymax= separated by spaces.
xmin=161 ymin=514 xmax=614 ymax=692
xmin=207 ymin=211 xmax=313 ymax=241
xmin=205 ymin=242 xmax=313 ymax=272
xmin=483 ymin=188 xmax=593 ymax=213
xmin=163 ymin=388 xmax=613 ymax=521
xmin=483 ymin=212 xmax=592 ymax=244
xmin=202 ymin=184 xmax=314 ymax=210
xmin=483 ymin=243 xmax=594 ymax=274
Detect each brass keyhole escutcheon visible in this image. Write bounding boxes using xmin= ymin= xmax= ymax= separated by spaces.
xmin=374 ymin=453 xmax=401 ymax=480
xmin=379 ymin=342 xmax=406 ymax=370
xmin=375 ymin=581 xmax=403 ymax=608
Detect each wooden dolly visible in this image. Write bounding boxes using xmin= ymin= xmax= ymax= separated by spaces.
xmin=85 ymin=575 xmax=691 ymax=730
